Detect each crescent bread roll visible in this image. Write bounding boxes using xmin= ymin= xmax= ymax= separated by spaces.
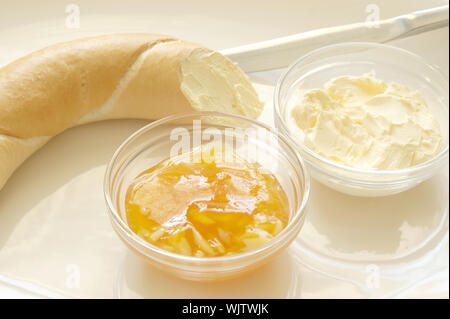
xmin=0 ymin=33 xmax=263 ymax=191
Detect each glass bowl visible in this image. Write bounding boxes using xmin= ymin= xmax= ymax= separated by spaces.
xmin=104 ymin=112 xmax=310 ymax=281
xmin=274 ymin=42 xmax=449 ymax=197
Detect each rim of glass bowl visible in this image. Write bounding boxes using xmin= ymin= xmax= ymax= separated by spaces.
xmin=104 ymin=111 xmax=310 ymax=266
xmin=274 ymin=42 xmax=449 ymax=179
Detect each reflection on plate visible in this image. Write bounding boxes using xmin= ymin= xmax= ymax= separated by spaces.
xmin=299 ymin=176 xmax=449 ymax=263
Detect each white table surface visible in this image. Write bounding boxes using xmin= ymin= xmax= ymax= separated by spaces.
xmin=0 ymin=0 xmax=448 ymax=298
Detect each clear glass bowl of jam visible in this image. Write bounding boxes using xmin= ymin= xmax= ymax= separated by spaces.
xmin=104 ymin=112 xmax=310 ymax=281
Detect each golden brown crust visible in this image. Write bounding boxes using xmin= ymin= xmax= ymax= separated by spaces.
xmin=0 ymin=34 xmax=175 ymax=138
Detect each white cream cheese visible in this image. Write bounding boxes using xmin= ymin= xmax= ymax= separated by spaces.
xmin=181 ymin=49 xmax=263 ymax=119
xmin=291 ymin=72 xmax=442 ymax=170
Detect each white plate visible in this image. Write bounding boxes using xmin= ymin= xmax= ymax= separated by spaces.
xmin=0 ymin=0 xmax=448 ymax=298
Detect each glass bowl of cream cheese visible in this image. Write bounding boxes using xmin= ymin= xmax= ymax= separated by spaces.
xmin=275 ymin=42 xmax=449 ymax=197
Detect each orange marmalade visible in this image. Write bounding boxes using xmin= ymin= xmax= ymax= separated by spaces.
xmin=125 ymin=149 xmax=289 ymax=257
